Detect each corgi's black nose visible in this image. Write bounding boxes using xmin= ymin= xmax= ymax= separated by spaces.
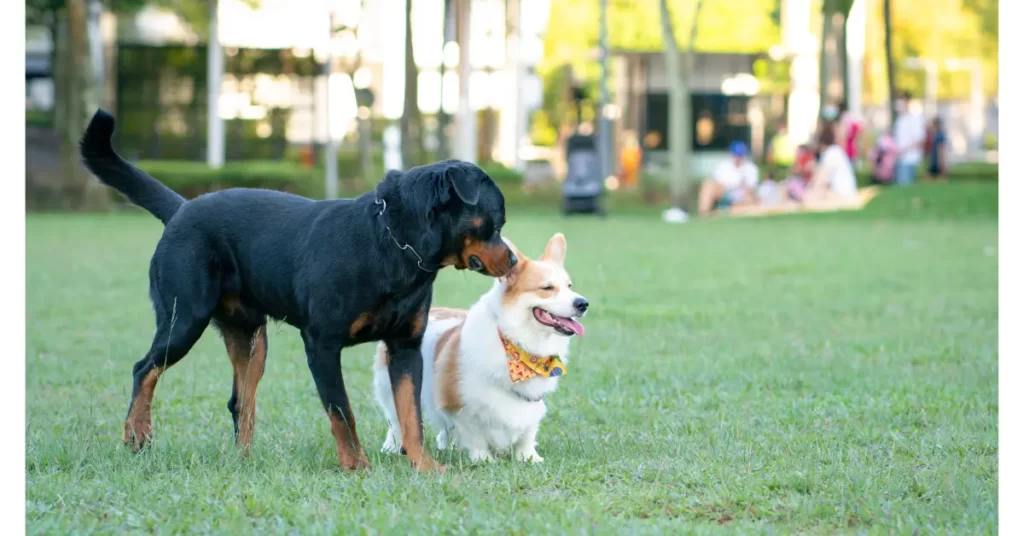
xmin=573 ymin=297 xmax=589 ymax=314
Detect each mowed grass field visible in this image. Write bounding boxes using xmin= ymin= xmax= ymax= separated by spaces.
xmin=26 ymin=182 xmax=998 ymax=534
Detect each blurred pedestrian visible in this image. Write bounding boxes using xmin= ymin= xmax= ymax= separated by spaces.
xmin=836 ymin=100 xmax=865 ymax=165
xmin=892 ymin=91 xmax=926 ymax=186
xmin=619 ymin=131 xmax=643 ymax=188
xmin=869 ymin=130 xmax=899 ymax=185
xmin=925 ymin=116 xmax=948 ymax=181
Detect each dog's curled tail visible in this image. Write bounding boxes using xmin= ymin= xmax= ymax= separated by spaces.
xmin=79 ymin=109 xmax=186 ymax=225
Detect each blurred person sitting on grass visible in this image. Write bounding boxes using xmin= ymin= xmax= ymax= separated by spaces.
xmin=698 ymin=141 xmax=759 ymax=217
xmin=778 ymin=144 xmax=817 ymax=202
xmin=803 ymin=121 xmax=858 ymax=203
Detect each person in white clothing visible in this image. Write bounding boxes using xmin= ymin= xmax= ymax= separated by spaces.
xmin=891 ymin=91 xmax=926 ymax=186
xmin=698 ymin=141 xmax=759 ymax=216
xmin=805 ymin=122 xmax=858 ymax=202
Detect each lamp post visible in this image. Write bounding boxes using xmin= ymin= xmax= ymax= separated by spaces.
xmin=323 ymin=10 xmax=338 ymax=200
xmin=597 ymin=0 xmax=611 ymax=184
xmin=455 ymin=0 xmax=476 ymax=164
xmin=944 ymin=58 xmax=984 ymax=156
xmin=207 ymin=0 xmax=224 ymax=169
xmin=322 ymin=2 xmax=363 ymax=199
xmin=903 ymin=57 xmax=938 ymax=119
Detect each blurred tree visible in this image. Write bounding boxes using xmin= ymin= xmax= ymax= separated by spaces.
xmin=658 ymin=0 xmax=705 ymax=209
xmin=863 ymin=0 xmax=998 ymax=106
xmin=534 ymin=0 xmax=778 ymax=146
xmin=26 ymin=0 xmax=256 ymax=209
xmin=882 ymin=0 xmax=896 ymax=123
xmin=819 ymin=0 xmax=855 ymax=113
xmin=400 ymin=0 xmax=422 ymax=168
xmin=533 ymin=0 xmax=997 ymax=145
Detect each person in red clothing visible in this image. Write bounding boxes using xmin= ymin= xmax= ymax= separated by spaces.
xmin=836 ymin=101 xmax=864 ymax=164
xmin=784 ymin=144 xmax=816 ymax=201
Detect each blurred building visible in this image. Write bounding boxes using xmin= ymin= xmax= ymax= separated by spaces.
xmin=26 ymin=0 xmax=549 ymax=168
xmin=612 ymin=50 xmax=764 ymax=178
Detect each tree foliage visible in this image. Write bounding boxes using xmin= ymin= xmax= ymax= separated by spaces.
xmin=862 ymin=0 xmax=998 ymax=102
xmin=533 ymin=0 xmax=998 ymax=135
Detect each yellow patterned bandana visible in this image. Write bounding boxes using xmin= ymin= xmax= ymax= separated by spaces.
xmin=498 ymin=330 xmax=567 ymax=384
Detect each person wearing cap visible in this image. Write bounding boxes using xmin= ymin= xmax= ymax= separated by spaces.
xmin=697 ymin=140 xmax=760 ymax=217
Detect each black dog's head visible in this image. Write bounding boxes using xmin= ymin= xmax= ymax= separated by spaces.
xmin=378 ymin=160 xmax=516 ymax=277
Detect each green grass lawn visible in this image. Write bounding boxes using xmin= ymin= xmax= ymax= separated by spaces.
xmin=26 ymin=182 xmax=998 ymax=534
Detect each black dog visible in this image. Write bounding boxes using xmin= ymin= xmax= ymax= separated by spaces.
xmin=79 ymin=110 xmax=515 ymax=472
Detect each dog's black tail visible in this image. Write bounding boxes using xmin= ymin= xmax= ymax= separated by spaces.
xmin=79 ymin=109 xmax=186 ymax=225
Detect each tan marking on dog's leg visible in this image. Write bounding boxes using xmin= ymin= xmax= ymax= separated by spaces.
xmin=224 ymin=326 xmax=267 ymax=453
xmin=123 ymin=368 xmax=162 ymax=452
xmin=329 ymin=412 xmax=371 ymax=470
xmin=410 ymin=308 xmax=427 ymax=338
xmin=393 ymin=376 xmax=443 ymax=473
xmin=349 ymin=312 xmax=376 ymax=338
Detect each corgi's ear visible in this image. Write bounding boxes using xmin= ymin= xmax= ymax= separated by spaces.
xmin=540 ymin=233 xmax=566 ymax=266
xmin=503 ymin=236 xmax=525 ymax=261
xmin=499 ymin=237 xmax=526 ymax=285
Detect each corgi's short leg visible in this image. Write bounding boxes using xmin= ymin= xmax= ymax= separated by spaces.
xmin=467 ymin=448 xmax=494 ymax=463
xmin=372 ymin=344 xmax=404 ymax=455
xmin=458 ymin=427 xmax=493 ymax=462
xmin=514 ymin=425 xmax=544 ymax=463
xmin=436 ymin=426 xmax=456 ymax=450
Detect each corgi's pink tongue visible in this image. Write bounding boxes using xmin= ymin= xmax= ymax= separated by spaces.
xmin=554 ymin=316 xmax=585 ymax=337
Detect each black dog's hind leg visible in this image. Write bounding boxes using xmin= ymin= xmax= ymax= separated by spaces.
xmin=386 ymin=337 xmax=443 ymax=473
xmin=218 ymin=322 xmax=268 ymax=453
xmin=302 ymin=329 xmax=370 ymax=470
xmin=124 ymin=252 xmax=219 ymax=452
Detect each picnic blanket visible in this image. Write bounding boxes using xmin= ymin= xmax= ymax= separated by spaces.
xmin=718 ymin=186 xmax=880 ymax=218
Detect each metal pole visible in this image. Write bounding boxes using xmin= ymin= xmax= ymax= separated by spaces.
xmin=324 ymin=11 xmax=339 ymax=200
xmin=946 ymin=58 xmax=985 ymax=156
xmin=925 ymin=62 xmax=937 ymax=119
xmin=969 ymin=61 xmax=983 ymax=155
xmin=87 ymin=0 xmax=104 ymax=92
xmin=598 ymin=0 xmax=611 ymax=182
xmin=437 ymin=0 xmax=453 ymax=160
xmin=207 ymin=0 xmax=224 ymax=169
xmin=845 ymin=0 xmax=865 ymax=117
xmin=904 ymin=57 xmax=937 ymax=118
xmin=456 ymin=0 xmax=476 ymax=163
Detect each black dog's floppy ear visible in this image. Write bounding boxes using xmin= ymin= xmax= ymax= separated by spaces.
xmin=445 ymin=163 xmax=482 ymax=205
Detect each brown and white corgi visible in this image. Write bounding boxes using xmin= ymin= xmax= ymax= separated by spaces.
xmin=372 ymin=233 xmax=588 ymax=462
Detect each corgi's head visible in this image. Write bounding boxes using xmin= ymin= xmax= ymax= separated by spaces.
xmin=496 ymin=233 xmax=588 ymax=339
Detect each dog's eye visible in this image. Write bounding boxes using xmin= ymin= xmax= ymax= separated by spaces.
xmin=541 ymin=284 xmax=555 ymax=291
xmin=568 ymin=282 xmax=573 ymax=289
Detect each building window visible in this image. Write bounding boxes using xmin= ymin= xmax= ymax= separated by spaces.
xmin=643 ymin=92 xmax=751 ymax=152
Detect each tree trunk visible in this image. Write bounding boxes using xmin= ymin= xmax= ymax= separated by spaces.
xmin=883 ymin=0 xmax=897 ymax=125
xmin=59 ymin=0 xmax=110 ymax=210
xmin=818 ymin=3 xmax=830 ymax=116
xmin=657 ymin=0 xmax=703 ymax=209
xmin=53 ymin=13 xmax=68 ymax=135
xmin=400 ymin=0 xmax=421 ymax=168
xmin=839 ymin=13 xmax=849 ymax=105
